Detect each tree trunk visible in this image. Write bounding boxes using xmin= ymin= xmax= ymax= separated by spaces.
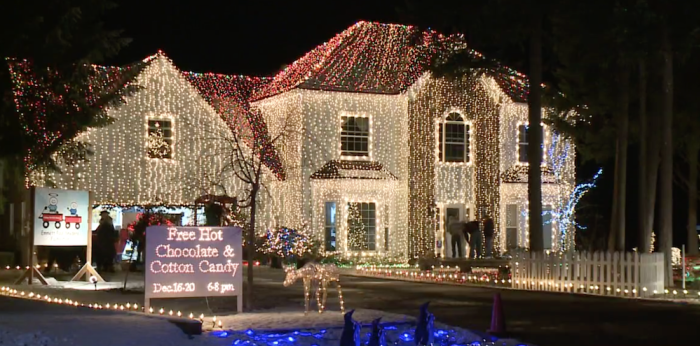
xmin=609 ymin=63 xmax=630 ymax=252
xmin=638 ymin=59 xmax=650 ymax=253
xmin=245 ymin=184 xmax=259 ymax=310
xmin=659 ymin=29 xmax=674 ymax=286
xmin=687 ymin=141 xmax=699 ymax=255
xmin=644 ymin=99 xmax=661 ymax=252
xmin=527 ymin=8 xmax=544 ymax=252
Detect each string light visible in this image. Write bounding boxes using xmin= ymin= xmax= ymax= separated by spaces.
xmin=248 ymin=21 xmax=572 ymax=258
xmin=13 ymin=53 xmax=282 ymax=210
xmin=283 ymin=263 xmax=344 ymax=315
xmin=10 ymin=20 xmax=575 ymax=259
xmin=0 ymin=286 xmax=208 ymax=321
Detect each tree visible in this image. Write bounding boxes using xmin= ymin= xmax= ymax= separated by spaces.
xmin=0 ymin=0 xmax=140 ymax=198
xmin=672 ymin=50 xmax=700 ymax=256
xmin=201 ymin=104 xmax=296 ymax=309
xmin=347 ymin=203 xmax=368 ymax=250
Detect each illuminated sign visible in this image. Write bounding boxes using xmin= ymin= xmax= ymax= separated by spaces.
xmin=145 ymin=226 xmax=242 ymax=310
xmin=33 ymin=187 xmax=89 ymax=246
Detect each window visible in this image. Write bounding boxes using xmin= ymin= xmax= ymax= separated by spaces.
xmin=324 ymin=202 xmax=337 ymax=252
xmin=341 ymin=116 xmax=369 ymax=157
xmin=438 ymin=112 xmax=470 ymax=163
xmin=147 ymin=119 xmax=173 ymax=159
xmin=347 ymin=202 xmax=376 ymax=250
xmin=543 ymin=205 xmax=553 ymax=250
xmin=518 ymin=124 xmax=544 ymax=163
xmin=505 ymin=204 xmax=518 ymax=250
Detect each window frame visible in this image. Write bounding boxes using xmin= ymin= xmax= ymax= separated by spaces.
xmin=146 ymin=116 xmax=175 ymax=160
xmin=324 ymin=202 xmax=337 ymax=252
xmin=516 ymin=122 xmax=547 ymax=165
xmin=436 ymin=111 xmax=471 ymax=165
xmin=339 ymin=112 xmax=372 ymax=160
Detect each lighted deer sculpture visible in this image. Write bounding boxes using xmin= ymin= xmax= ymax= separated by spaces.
xmin=283 ymin=262 xmax=345 ymax=315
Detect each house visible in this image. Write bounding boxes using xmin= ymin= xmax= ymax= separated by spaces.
xmin=6 ymin=21 xmax=575 ymax=261
xmin=6 ymin=53 xmax=282 ymax=230
xmin=249 ymin=21 xmax=575 ymax=259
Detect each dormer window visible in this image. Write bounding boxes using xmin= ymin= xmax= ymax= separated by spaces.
xmin=147 ymin=119 xmax=173 ymax=159
xmin=517 ymin=123 xmax=545 ymax=163
xmin=438 ymin=112 xmax=470 ymax=163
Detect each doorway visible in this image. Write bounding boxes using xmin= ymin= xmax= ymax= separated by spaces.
xmin=441 ymin=204 xmax=466 ymax=259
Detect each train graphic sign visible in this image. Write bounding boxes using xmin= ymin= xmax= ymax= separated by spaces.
xmin=33 ymin=187 xmax=89 ymax=246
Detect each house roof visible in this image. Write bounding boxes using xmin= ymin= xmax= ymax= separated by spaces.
xmin=250 ymin=21 xmax=531 ymax=102
xmin=501 ymin=165 xmax=558 ymax=184
xmin=310 ymin=160 xmax=398 ymax=180
xmin=182 ymin=70 xmax=285 ymax=180
xmin=7 ymin=52 xmax=286 ymax=180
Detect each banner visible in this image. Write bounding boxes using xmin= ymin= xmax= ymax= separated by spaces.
xmin=33 ymin=187 xmax=89 ymax=246
xmin=145 ymin=226 xmax=242 ymax=300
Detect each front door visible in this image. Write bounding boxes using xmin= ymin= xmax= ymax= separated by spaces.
xmin=442 ymin=205 xmax=464 ymax=258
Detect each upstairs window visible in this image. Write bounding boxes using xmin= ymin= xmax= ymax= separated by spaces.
xmin=147 ymin=119 xmax=173 ymax=159
xmin=517 ymin=124 xmax=544 ymax=163
xmin=340 ymin=115 xmax=370 ymax=157
xmin=438 ymin=112 xmax=470 ymax=163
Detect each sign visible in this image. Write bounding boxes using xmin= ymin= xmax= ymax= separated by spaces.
xmin=145 ymin=226 xmax=242 ymax=303
xmin=33 ymin=187 xmax=89 ymax=246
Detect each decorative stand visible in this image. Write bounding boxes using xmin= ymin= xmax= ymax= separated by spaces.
xmin=71 ymin=192 xmax=103 ymax=283
xmin=15 ymin=189 xmax=47 ymax=285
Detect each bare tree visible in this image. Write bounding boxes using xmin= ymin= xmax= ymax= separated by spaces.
xmin=212 ymin=108 xmax=297 ymax=308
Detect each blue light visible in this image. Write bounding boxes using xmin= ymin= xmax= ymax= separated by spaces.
xmin=216 ymin=322 xmax=491 ymax=346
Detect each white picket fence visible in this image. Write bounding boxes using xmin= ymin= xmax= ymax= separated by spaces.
xmin=511 ymin=251 xmax=665 ymax=298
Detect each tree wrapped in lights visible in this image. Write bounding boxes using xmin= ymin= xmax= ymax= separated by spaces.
xmin=195 ymin=86 xmax=298 ymax=308
xmin=146 ymin=126 xmax=172 ymax=159
xmin=1 ymin=1 xmax=143 ymax=177
xmin=347 ymin=203 xmax=368 ymax=251
xmin=263 ymin=226 xmax=317 ymax=261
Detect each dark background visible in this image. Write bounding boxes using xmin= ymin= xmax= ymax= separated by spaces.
xmin=104 ymin=0 xmax=693 ymax=249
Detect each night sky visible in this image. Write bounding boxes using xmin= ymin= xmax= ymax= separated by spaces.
xmin=107 ymin=0 xmax=405 ymax=76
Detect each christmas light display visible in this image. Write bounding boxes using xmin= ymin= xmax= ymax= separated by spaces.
xmin=346 ymin=203 xmax=368 ymax=250
xmin=10 ymin=21 xmax=575 ymax=260
xmin=262 ymin=225 xmax=316 ymax=258
xmin=250 ymin=21 xmax=574 ymax=259
xmin=6 ymin=58 xmax=144 ymax=175
xmin=283 ymin=263 xmax=345 ymax=315
xmin=11 ymin=53 xmax=283 ymax=221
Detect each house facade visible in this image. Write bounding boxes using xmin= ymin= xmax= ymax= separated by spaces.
xmin=10 ymin=54 xmax=277 ymax=230
xmin=250 ymin=22 xmax=576 ymax=260
xmin=8 ymin=21 xmax=575 ymax=260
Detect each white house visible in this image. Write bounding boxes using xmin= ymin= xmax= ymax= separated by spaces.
xmin=9 ymin=22 xmax=575 ymax=260
xmin=11 ymin=53 xmax=280 ymax=229
xmin=249 ymin=21 xmax=576 ymax=260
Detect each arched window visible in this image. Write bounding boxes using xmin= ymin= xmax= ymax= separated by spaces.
xmin=438 ymin=112 xmax=470 ymax=163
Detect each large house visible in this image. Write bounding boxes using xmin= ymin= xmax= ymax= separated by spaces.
xmin=250 ymin=22 xmax=575 ymax=259
xmin=7 ymin=21 xmax=575 ymax=260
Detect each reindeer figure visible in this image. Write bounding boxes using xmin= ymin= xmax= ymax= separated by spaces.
xmin=284 ymin=262 xmax=345 ymax=315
